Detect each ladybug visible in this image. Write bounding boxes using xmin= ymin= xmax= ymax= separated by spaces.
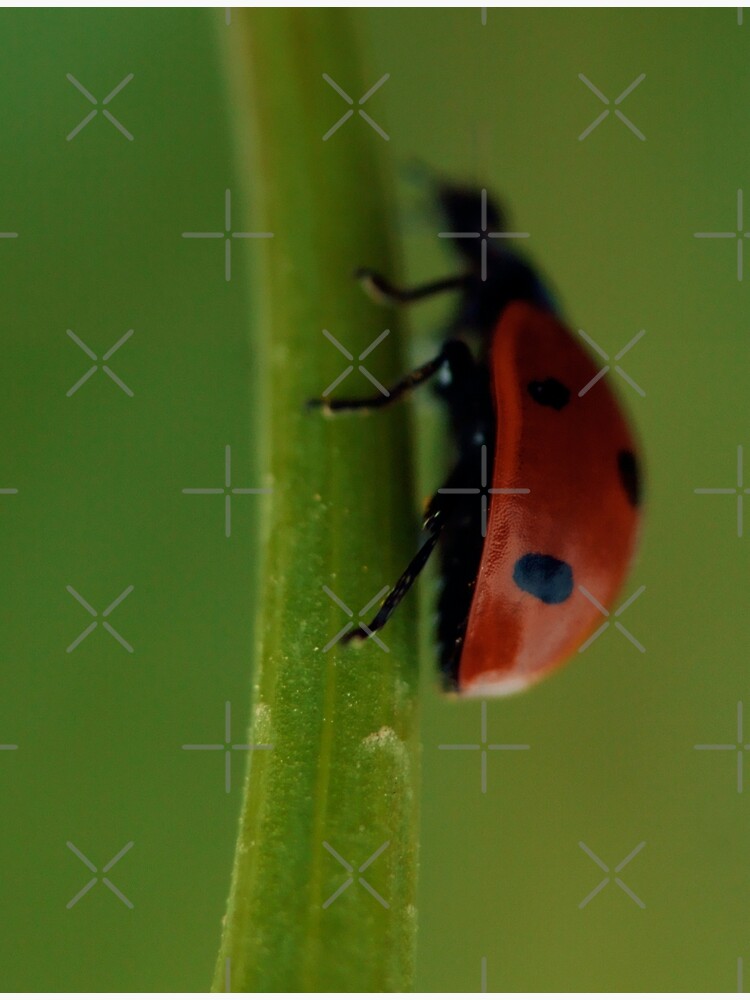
xmin=311 ymin=183 xmax=642 ymax=696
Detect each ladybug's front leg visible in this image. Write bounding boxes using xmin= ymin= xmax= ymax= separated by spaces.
xmin=356 ymin=268 xmax=468 ymax=305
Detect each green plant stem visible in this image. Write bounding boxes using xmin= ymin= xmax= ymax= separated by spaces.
xmin=212 ymin=10 xmax=420 ymax=991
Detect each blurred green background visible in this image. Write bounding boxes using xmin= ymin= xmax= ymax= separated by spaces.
xmin=0 ymin=7 xmax=748 ymax=991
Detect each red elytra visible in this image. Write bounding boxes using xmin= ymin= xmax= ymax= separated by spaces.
xmin=312 ymin=183 xmax=642 ymax=696
xmin=458 ymin=301 xmax=641 ymax=696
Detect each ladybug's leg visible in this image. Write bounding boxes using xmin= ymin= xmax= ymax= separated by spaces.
xmin=343 ymin=510 xmax=444 ymax=644
xmin=309 ymin=338 xmax=473 ymax=413
xmin=343 ymin=445 xmax=487 ymax=647
xmin=356 ymin=268 xmax=468 ymax=305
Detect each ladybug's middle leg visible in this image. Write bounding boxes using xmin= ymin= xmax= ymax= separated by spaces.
xmin=308 ymin=338 xmax=474 ymax=413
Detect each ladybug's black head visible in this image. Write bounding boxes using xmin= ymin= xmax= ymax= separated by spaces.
xmin=437 ymin=180 xmax=557 ymax=319
xmin=438 ymin=183 xmax=506 ymax=264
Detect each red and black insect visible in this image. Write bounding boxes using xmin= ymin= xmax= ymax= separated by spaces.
xmin=311 ymin=183 xmax=642 ymax=696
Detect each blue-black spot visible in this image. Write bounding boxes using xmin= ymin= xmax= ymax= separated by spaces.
xmin=527 ymin=378 xmax=570 ymax=411
xmin=618 ymin=449 xmax=641 ymax=507
xmin=512 ymin=553 xmax=574 ymax=605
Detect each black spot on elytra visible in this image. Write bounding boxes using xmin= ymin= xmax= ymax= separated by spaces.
xmin=618 ymin=449 xmax=641 ymax=507
xmin=527 ymin=378 xmax=570 ymax=411
xmin=512 ymin=553 xmax=574 ymax=605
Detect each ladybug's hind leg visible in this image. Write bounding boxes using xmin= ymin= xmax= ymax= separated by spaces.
xmin=341 ymin=449 xmax=486 ymax=651
xmin=342 ymin=511 xmax=443 ymax=645
xmin=338 ymin=342 xmax=485 ymax=647
xmin=342 ymin=444 xmax=484 ymax=647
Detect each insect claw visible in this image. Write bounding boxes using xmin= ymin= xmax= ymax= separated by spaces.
xmin=341 ymin=626 xmax=369 ymax=646
xmin=305 ymin=397 xmax=335 ymax=415
xmin=354 ymin=267 xmax=392 ymax=304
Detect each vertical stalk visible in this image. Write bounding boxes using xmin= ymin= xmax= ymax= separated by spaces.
xmin=212 ymin=10 xmax=420 ymax=991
